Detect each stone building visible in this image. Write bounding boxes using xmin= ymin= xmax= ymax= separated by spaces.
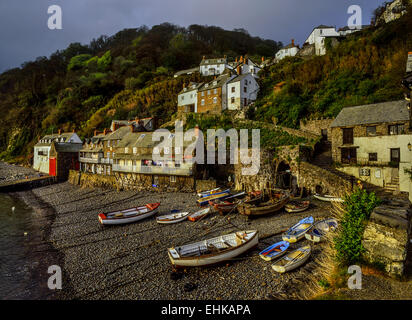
xmin=300 ymin=118 xmax=334 ymax=141
xmin=197 ymin=73 xmax=234 ymax=114
xmin=33 ymin=131 xmax=82 ymax=179
xmin=330 ymin=100 xmax=412 ymax=196
xmin=79 ymin=129 xmax=111 ymax=175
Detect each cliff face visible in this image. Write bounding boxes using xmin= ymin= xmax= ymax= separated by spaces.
xmin=376 ymin=0 xmax=412 ymax=25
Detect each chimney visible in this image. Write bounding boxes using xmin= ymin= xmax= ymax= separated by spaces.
xmin=235 ymin=57 xmax=238 ymax=63
xmin=262 ymin=56 xmax=265 ymax=62
xmin=58 ymin=129 xmax=61 ymax=135
xmin=103 ymin=128 xmax=107 ymax=135
xmin=291 ymin=39 xmax=295 ymax=46
xmin=94 ymin=130 xmax=97 ymax=136
xmin=202 ymin=56 xmax=205 ymax=60
xmin=237 ymin=66 xmax=242 ymax=75
xmin=195 ymin=125 xmax=199 ymax=137
xmin=72 ymin=128 xmax=75 ymax=133
xmin=240 ymin=56 xmax=243 ymax=63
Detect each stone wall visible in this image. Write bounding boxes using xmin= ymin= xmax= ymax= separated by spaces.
xmin=362 ymin=198 xmax=412 ymax=277
xmin=299 ymin=118 xmax=334 ymax=141
xmin=195 ymin=179 xmax=217 ymax=193
xmin=68 ymin=170 xmax=195 ymax=192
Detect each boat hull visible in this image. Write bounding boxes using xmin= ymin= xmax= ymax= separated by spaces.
xmin=314 ymin=194 xmax=344 ymax=203
xmin=156 ymin=212 xmax=190 ymax=224
xmin=239 ymin=196 xmax=289 ymax=216
xmin=272 ymin=246 xmax=311 ymax=273
xmin=168 ymin=231 xmax=258 ymax=267
xmin=99 ymin=206 xmax=159 ymax=225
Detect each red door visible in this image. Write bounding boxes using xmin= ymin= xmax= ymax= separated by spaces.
xmin=49 ymin=158 xmax=57 ymax=176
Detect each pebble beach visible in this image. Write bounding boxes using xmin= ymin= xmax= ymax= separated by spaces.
xmin=14 ymin=181 xmax=332 ymax=300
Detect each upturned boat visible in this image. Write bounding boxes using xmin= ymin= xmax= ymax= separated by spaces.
xmin=305 ymin=218 xmax=338 ymax=242
xmin=156 ymin=211 xmax=191 ymax=224
xmin=259 ymin=240 xmax=290 ymax=261
xmin=188 ymin=207 xmax=211 ymax=222
xmin=98 ymin=203 xmax=160 ymax=226
xmin=282 ymin=216 xmax=314 ymax=243
xmin=238 ymin=190 xmax=289 ymax=216
xmin=197 ymin=190 xmax=230 ymax=206
xmin=314 ymin=194 xmax=344 ymax=203
xmin=285 ymin=200 xmax=310 ymax=213
xmin=272 ymin=245 xmax=311 ymax=273
xmin=167 ymin=230 xmax=258 ymax=267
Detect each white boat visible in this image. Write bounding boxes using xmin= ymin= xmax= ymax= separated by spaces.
xmin=156 ymin=211 xmax=191 ymax=224
xmin=314 ymin=194 xmax=344 ymax=202
xmin=305 ymin=218 xmax=338 ymax=242
xmin=98 ymin=203 xmax=160 ymax=226
xmin=167 ymin=230 xmax=258 ymax=267
xmin=272 ymin=245 xmax=311 ymax=273
xmin=188 ymin=207 xmax=211 ymax=222
xmin=282 ymin=216 xmax=314 ymax=243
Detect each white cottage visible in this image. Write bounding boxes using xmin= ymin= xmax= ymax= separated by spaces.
xmin=275 ymin=40 xmax=299 ymax=61
xmin=304 ymin=25 xmax=340 ymax=56
xmin=177 ymin=82 xmax=204 ymax=113
xmin=199 ymin=57 xmax=230 ymax=76
xmin=227 ymin=74 xmax=259 ymax=111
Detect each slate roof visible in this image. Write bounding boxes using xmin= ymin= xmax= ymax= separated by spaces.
xmin=198 ymin=74 xmax=232 ymax=91
xmin=331 ymin=100 xmax=409 ymax=128
xmin=178 ymin=82 xmax=204 ymax=94
xmin=200 ymin=58 xmax=227 ymax=66
xmin=103 ymin=126 xmax=132 ymax=141
xmin=35 ymin=133 xmax=79 ymax=147
xmin=227 ymin=74 xmax=254 ymax=84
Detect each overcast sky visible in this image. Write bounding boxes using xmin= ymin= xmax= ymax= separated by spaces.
xmin=0 ymin=0 xmax=388 ymax=73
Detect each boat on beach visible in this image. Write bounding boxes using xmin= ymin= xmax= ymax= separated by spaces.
xmin=305 ymin=218 xmax=338 ymax=242
xmin=197 ymin=190 xmax=230 ymax=206
xmin=259 ymin=240 xmax=290 ymax=262
xmin=238 ymin=190 xmax=289 ymax=216
xmin=282 ymin=216 xmax=314 ymax=243
xmin=167 ymin=230 xmax=258 ymax=267
xmin=188 ymin=207 xmax=211 ymax=222
xmin=208 ymin=192 xmax=245 ymax=214
xmin=156 ymin=211 xmax=191 ymax=224
xmin=285 ymin=200 xmax=310 ymax=213
xmin=197 ymin=187 xmax=223 ymax=198
xmin=272 ymin=245 xmax=311 ymax=273
xmin=243 ymin=191 xmax=263 ymax=205
xmin=314 ymin=194 xmax=344 ymax=203
xmin=98 ymin=203 xmax=160 ymax=226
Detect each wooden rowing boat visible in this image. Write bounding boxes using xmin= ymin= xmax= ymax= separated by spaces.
xmin=259 ymin=240 xmax=290 ymax=262
xmin=243 ymin=191 xmax=263 ymax=205
xmin=305 ymin=218 xmax=338 ymax=242
xmin=197 ymin=191 xmax=230 ymax=206
xmin=272 ymin=245 xmax=311 ymax=273
xmin=188 ymin=207 xmax=211 ymax=222
xmin=238 ymin=191 xmax=289 ymax=216
xmin=314 ymin=194 xmax=344 ymax=203
xmin=98 ymin=203 xmax=160 ymax=226
xmin=208 ymin=193 xmax=244 ymax=214
xmin=197 ymin=187 xmax=222 ymax=198
xmin=282 ymin=216 xmax=314 ymax=243
xmin=156 ymin=211 xmax=191 ymax=224
xmin=285 ymin=200 xmax=310 ymax=213
xmin=167 ymin=230 xmax=258 ymax=267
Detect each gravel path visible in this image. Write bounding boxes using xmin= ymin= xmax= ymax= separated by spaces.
xmin=29 ymin=182 xmax=333 ymax=300
xmin=0 ymin=162 xmax=40 ymax=186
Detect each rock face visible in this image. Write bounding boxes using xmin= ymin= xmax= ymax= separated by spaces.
xmin=362 ymin=198 xmax=412 ymax=277
xmin=376 ymin=0 xmax=412 ymax=25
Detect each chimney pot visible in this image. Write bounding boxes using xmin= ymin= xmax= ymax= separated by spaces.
xmin=94 ymin=130 xmax=97 ymax=136
xmin=292 ymin=39 xmax=295 ymax=46
xmin=262 ymin=56 xmax=265 ymax=62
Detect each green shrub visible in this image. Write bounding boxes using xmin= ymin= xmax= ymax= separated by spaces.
xmin=334 ymin=188 xmax=381 ymax=265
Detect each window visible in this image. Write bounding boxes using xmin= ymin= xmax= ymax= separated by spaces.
xmin=369 ymin=153 xmax=378 ymax=161
xmin=366 ymin=126 xmax=376 ymax=136
xmin=201 ymin=99 xmax=205 ymax=106
xmin=181 ymin=96 xmax=184 ymax=101
xmin=342 ymin=128 xmax=354 ymax=144
xmin=244 ymin=87 xmax=247 ymax=93
xmin=213 ymin=97 xmax=218 ymax=104
xmin=231 ymin=97 xmax=235 ymax=104
xmin=175 ymin=162 xmax=181 ymax=168
xmin=170 ymin=176 xmax=176 ymax=183
xmin=153 ymin=147 xmax=160 ymax=154
xmin=201 ymin=91 xmax=205 ymax=96
xmin=231 ymin=87 xmax=235 ymax=93
xmin=175 ymin=147 xmax=181 ymax=154
xmin=245 ymin=80 xmax=248 ymax=86
xmin=390 ymin=148 xmax=400 ymax=163
xmin=388 ymin=124 xmax=405 ymax=135
xmin=244 ymin=98 xmax=247 ymax=106
xmin=133 ymin=147 xmax=137 ymax=154
xmin=341 ymin=147 xmax=357 ymax=164
xmin=207 ymin=90 xmax=211 ymax=95
xmin=214 ymin=89 xmax=217 ymax=94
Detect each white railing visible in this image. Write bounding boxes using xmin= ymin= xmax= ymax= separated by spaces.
xmin=112 ymin=164 xmax=192 ymax=176
xmin=79 ymin=157 xmax=100 ymax=164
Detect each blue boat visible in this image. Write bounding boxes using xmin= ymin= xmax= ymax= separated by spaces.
xmin=282 ymin=216 xmax=314 ymax=243
xmin=196 ymin=191 xmax=230 ymax=206
xmin=259 ymin=241 xmax=290 ymax=261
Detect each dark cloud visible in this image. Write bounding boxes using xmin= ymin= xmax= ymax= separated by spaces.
xmin=0 ymin=0 xmax=387 ymax=72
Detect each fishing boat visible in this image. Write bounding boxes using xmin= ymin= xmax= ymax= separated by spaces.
xmin=243 ymin=191 xmax=263 ymax=205
xmin=197 ymin=190 xmax=230 ymax=206
xmin=98 ymin=203 xmax=160 ymax=226
xmin=209 ymin=198 xmax=241 ymax=214
xmin=305 ymin=218 xmax=338 ymax=242
xmin=285 ymin=200 xmax=310 ymax=213
xmin=282 ymin=216 xmax=314 ymax=243
xmin=272 ymin=245 xmax=311 ymax=273
xmin=156 ymin=211 xmax=191 ymax=224
xmin=167 ymin=230 xmax=258 ymax=267
xmin=188 ymin=207 xmax=211 ymax=222
xmin=238 ymin=191 xmax=289 ymax=216
xmin=197 ymin=187 xmax=222 ymax=198
xmin=259 ymin=241 xmax=290 ymax=262
xmin=314 ymin=194 xmax=344 ymax=203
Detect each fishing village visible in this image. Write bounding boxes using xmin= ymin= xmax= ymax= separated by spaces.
xmin=1 ymin=0 xmax=412 ymax=301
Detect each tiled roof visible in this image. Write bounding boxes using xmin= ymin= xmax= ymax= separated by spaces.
xmin=331 ymin=100 xmax=409 ymax=127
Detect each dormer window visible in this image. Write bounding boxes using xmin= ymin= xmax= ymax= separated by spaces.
xmin=213 ymin=81 xmax=217 ymax=86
